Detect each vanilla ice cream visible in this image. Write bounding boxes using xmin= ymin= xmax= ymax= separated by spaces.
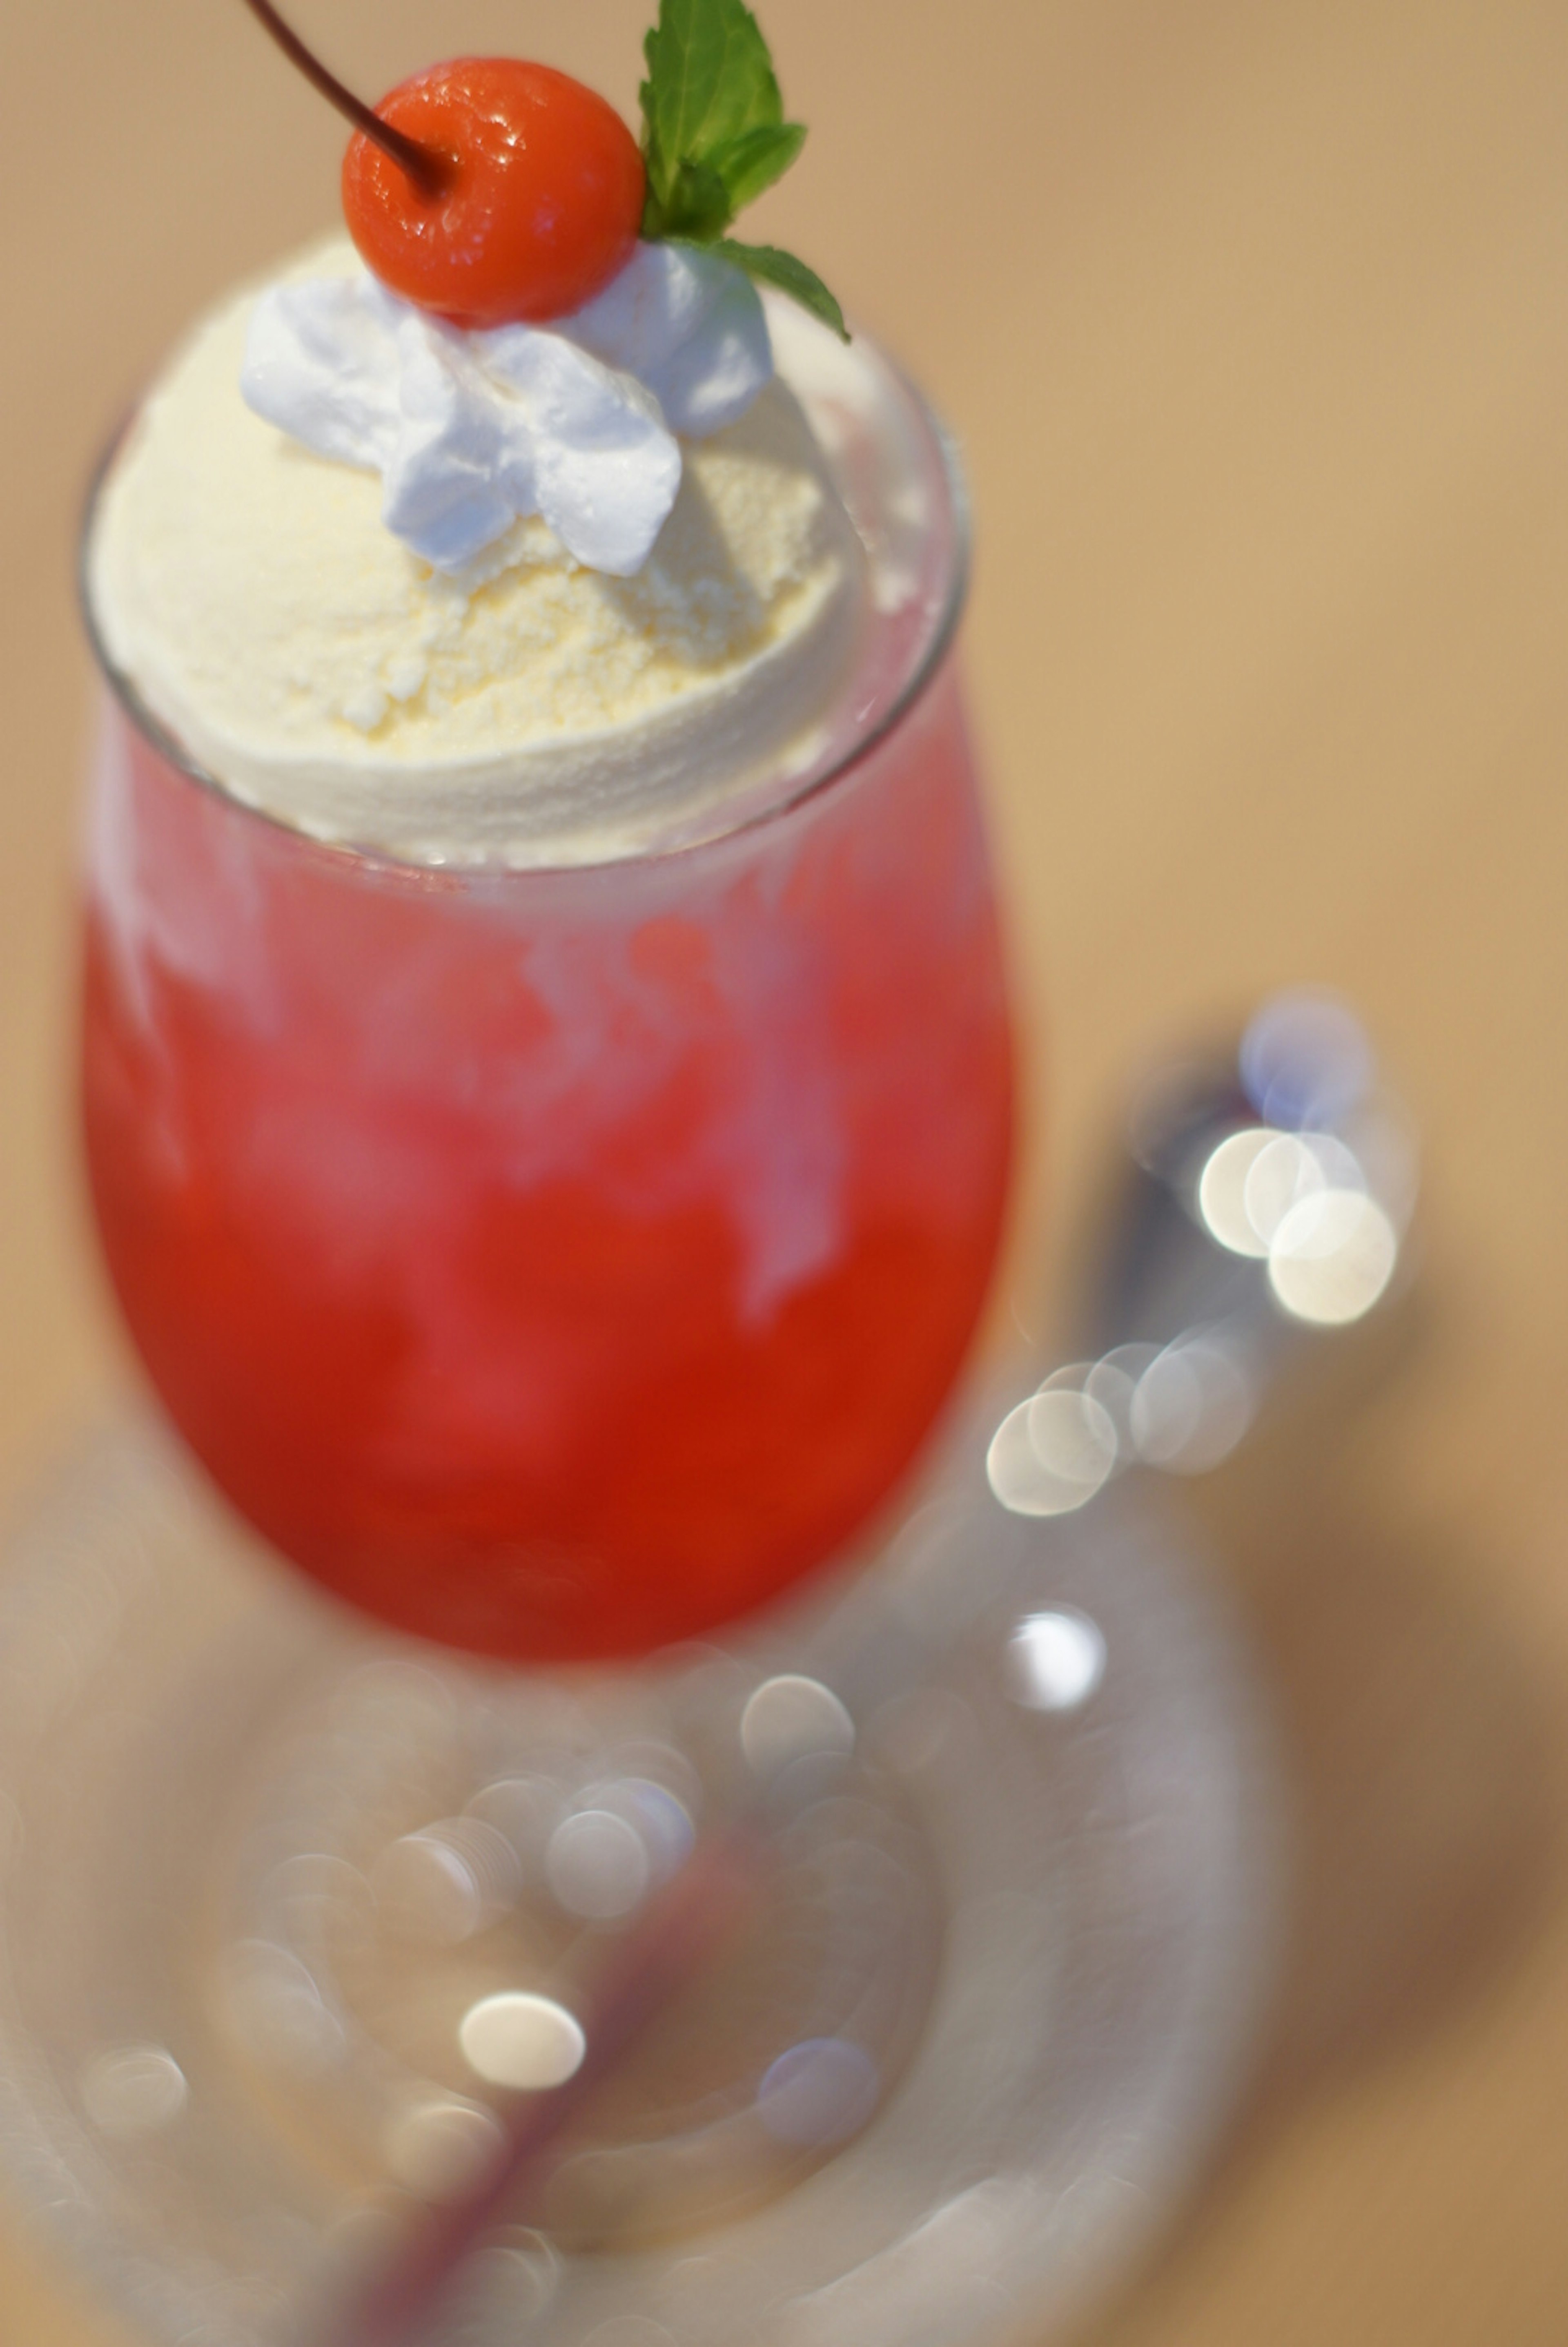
xmin=86 ymin=242 xmax=868 ymax=867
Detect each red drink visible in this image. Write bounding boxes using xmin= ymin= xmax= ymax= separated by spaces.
xmin=81 ymin=650 xmax=1011 ymax=1662
xmin=80 ymin=306 xmax=1013 ymax=1664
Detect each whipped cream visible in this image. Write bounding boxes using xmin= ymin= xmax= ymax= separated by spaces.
xmin=87 ymin=240 xmax=868 ymax=868
xmin=241 ymin=241 xmax=772 ymax=577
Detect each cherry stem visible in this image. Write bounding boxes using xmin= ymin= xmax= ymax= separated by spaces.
xmin=239 ymin=0 xmax=454 ymax=199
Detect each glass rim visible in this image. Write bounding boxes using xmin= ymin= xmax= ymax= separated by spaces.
xmin=78 ymin=336 xmax=971 ymax=879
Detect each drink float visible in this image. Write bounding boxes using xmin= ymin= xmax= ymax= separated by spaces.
xmin=0 ymin=11 xmax=1273 ymax=2342
xmin=82 ymin=0 xmax=1014 ymax=1664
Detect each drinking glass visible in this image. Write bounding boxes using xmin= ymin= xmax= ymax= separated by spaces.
xmin=0 ymin=316 xmax=1274 ymax=2347
xmin=78 ymin=325 xmax=1013 ymax=1662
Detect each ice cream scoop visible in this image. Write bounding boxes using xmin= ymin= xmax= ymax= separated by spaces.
xmin=86 ymin=243 xmax=867 ymax=868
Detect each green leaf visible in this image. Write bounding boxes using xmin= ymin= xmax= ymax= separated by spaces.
xmin=706 ymin=120 xmax=806 ymax=211
xmin=642 ymin=156 xmax=735 ymax=242
xmin=640 ymin=0 xmax=783 ymax=207
xmin=639 ymin=3 xmax=838 ymax=323
xmin=714 ymin=239 xmax=851 ymax=341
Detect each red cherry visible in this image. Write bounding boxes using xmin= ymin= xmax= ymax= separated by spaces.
xmin=342 ymin=59 xmax=646 ymax=330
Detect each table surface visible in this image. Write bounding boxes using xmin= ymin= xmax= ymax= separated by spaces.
xmin=3 ymin=1 xmax=1566 ymax=2339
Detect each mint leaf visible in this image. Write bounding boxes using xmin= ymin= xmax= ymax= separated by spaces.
xmin=643 ymin=156 xmax=735 ymax=242
xmin=640 ymin=0 xmax=782 ymax=209
xmin=639 ymin=3 xmax=845 ymax=335
xmin=641 ymin=127 xmax=806 ymax=241
xmin=707 ymin=121 xmax=806 ymax=211
xmin=715 ymin=239 xmax=850 ymax=341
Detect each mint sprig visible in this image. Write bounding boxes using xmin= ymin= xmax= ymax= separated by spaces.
xmin=639 ymin=0 xmax=849 ymax=340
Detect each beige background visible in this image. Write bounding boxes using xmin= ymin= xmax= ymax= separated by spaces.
xmin=3 ymin=0 xmax=1568 ymax=2338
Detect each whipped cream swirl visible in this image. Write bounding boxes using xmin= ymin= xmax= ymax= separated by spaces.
xmin=241 ymin=241 xmax=773 ymax=578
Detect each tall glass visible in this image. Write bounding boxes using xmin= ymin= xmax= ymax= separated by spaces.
xmin=80 ymin=335 xmax=1013 ymax=1665
xmin=0 ymin=314 xmax=1276 ymax=2347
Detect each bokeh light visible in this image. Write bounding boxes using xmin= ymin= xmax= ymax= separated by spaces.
xmin=1007 ymin=1612 xmax=1107 ymax=1713
xmin=1268 ymin=1189 xmax=1399 ymax=1324
xmin=458 ymin=1992 xmax=586 ymax=2090
xmin=756 ymin=2038 xmax=881 ymax=2148
xmin=986 ymin=1385 xmax=1118 ymax=1517
xmin=741 ymin=1677 xmax=856 ymax=1777
xmin=1240 ymin=990 xmax=1374 ymax=1129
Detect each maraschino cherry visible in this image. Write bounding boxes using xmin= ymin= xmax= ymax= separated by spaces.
xmin=242 ymin=2 xmax=645 ymax=328
xmin=342 ymin=59 xmax=644 ymax=329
